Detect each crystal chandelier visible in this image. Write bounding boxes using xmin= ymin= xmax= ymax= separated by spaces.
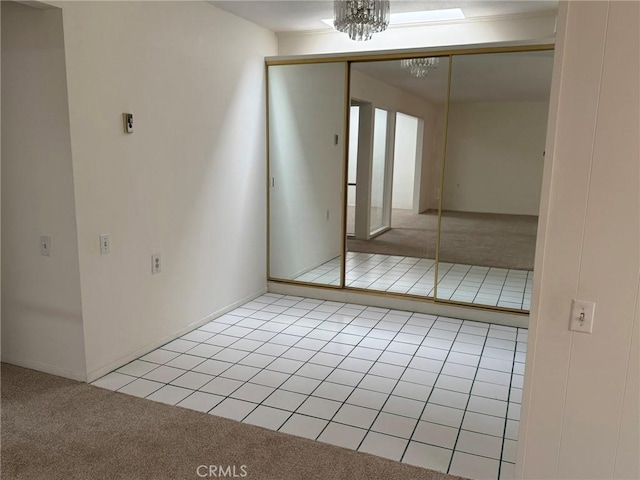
xmin=333 ymin=0 xmax=390 ymax=41
xmin=400 ymin=57 xmax=440 ymax=77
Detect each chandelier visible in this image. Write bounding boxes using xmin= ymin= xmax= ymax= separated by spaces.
xmin=400 ymin=57 xmax=440 ymax=77
xmin=333 ymin=0 xmax=390 ymax=41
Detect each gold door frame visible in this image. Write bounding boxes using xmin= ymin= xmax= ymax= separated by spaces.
xmin=266 ymin=44 xmax=555 ymax=315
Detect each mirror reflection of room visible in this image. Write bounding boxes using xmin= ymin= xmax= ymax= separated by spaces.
xmin=437 ymin=51 xmax=554 ymax=311
xmin=268 ymin=62 xmax=346 ymax=286
xmin=267 ymin=49 xmax=555 ymax=313
xmin=344 ymin=57 xmax=450 ymax=297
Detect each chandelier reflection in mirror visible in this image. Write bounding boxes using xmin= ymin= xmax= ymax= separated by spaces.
xmin=333 ymin=0 xmax=390 ymax=41
xmin=400 ymin=57 xmax=441 ymax=77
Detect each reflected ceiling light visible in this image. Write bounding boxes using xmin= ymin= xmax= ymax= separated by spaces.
xmin=333 ymin=0 xmax=390 ymax=41
xmin=323 ymin=7 xmax=465 ymax=30
xmin=400 ymin=57 xmax=440 ymax=77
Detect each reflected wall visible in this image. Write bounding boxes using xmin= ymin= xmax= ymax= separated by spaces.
xmin=345 ymin=57 xmax=450 ymax=297
xmin=436 ymin=51 xmax=554 ymax=309
xmin=268 ymin=62 xmax=346 ymax=285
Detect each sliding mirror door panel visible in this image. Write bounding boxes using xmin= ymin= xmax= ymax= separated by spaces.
xmin=436 ymin=50 xmax=554 ymax=310
xmin=346 ymin=57 xmax=449 ymax=296
xmin=266 ymin=47 xmax=553 ymax=313
xmin=268 ymin=62 xmax=347 ymax=285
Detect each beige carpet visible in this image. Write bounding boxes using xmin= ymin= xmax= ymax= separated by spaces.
xmin=1 ymin=364 xmax=467 ymax=480
xmin=347 ymin=210 xmax=537 ymax=270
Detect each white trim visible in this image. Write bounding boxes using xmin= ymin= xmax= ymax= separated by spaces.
xmin=1 ymin=357 xmax=87 ymax=382
xmin=281 ymin=260 xmax=340 ymax=282
xmin=267 ymin=39 xmax=555 ymax=65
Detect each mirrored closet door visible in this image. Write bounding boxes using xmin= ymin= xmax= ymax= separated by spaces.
xmin=344 ymin=57 xmax=450 ymax=298
xmin=436 ymin=50 xmax=554 ymax=310
xmin=268 ymin=62 xmax=347 ymax=286
xmin=266 ymin=46 xmax=554 ymax=313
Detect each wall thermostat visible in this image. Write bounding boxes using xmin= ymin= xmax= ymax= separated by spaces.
xmin=123 ymin=113 xmax=133 ymax=133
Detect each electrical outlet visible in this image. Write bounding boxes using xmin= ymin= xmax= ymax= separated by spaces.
xmin=40 ymin=236 xmax=51 ymax=256
xmin=151 ymin=253 xmax=161 ymax=274
xmin=99 ymin=234 xmax=110 ymax=255
xmin=123 ymin=113 xmax=133 ymax=133
xmin=570 ymin=299 xmax=596 ymax=333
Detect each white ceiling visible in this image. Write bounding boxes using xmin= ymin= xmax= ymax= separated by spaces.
xmin=209 ymin=0 xmax=558 ymax=33
xmin=209 ymin=1 xmax=556 ymax=103
xmin=353 ymin=50 xmax=555 ymax=103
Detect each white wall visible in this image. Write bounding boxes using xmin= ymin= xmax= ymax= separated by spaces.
xmin=1 ymin=2 xmax=86 ymax=379
xmin=519 ymin=2 xmax=639 ymax=478
xmin=268 ymin=62 xmax=345 ymax=280
xmin=351 ymin=70 xmax=444 ymax=213
xmin=56 ymin=1 xmax=276 ymax=380
xmin=277 ymin=12 xmax=557 ymax=56
xmin=347 ymin=105 xmax=359 ymax=208
xmin=443 ymin=101 xmax=548 ymax=215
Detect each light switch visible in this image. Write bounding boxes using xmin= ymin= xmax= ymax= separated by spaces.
xmin=151 ymin=253 xmax=161 ymax=274
xmin=570 ymin=299 xmax=596 ymax=334
xmin=100 ymin=234 xmax=110 ymax=255
xmin=40 ymin=236 xmax=51 ymax=256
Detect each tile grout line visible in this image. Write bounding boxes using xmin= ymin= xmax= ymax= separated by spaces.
xmin=452 ymin=264 xmax=488 ymax=304
xmin=352 ymin=311 xmax=439 ymax=455
xmin=446 ymin=328 xmax=491 ymax=475
xmin=397 ymin=318 xmax=468 ymax=465
xmin=208 ymin=296 xmax=345 ymax=423
xmin=328 ymin=309 xmax=422 ymax=431
xmin=159 ymin=296 xmax=336 ymax=421
xmin=239 ymin=298 xmax=422 ymax=433
xmin=469 ymin=267 xmax=491 ymax=305
xmin=109 ymin=304 xmax=512 ymax=410
xmin=97 ymin=293 xmax=524 ymax=476
xmin=236 ymin=297 xmax=376 ymax=425
xmin=300 ymin=251 xmax=532 ymax=310
xmin=296 ymin=305 xmax=397 ymax=441
xmin=496 ymin=331 xmax=520 ymax=479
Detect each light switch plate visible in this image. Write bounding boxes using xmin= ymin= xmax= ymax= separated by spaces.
xmin=151 ymin=253 xmax=161 ymax=274
xmin=123 ymin=113 xmax=133 ymax=133
xmin=41 ymin=236 xmax=51 ymax=256
xmin=570 ymin=299 xmax=596 ymax=333
xmin=99 ymin=234 xmax=110 ymax=255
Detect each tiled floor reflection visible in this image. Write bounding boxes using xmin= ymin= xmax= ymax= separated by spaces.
xmin=93 ymin=294 xmax=526 ymax=480
xmin=295 ymin=252 xmax=533 ymax=310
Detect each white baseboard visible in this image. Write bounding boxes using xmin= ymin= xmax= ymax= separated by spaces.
xmin=1 ymin=356 xmax=87 ymax=382
xmin=85 ymin=286 xmax=268 ymax=383
xmin=286 ymin=253 xmax=341 ymax=281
